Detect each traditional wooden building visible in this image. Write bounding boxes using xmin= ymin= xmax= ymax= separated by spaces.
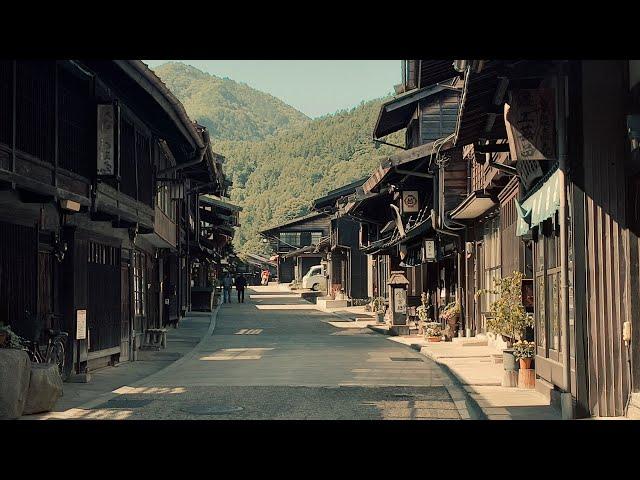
xmin=447 ymin=59 xmax=640 ymax=418
xmin=259 ymin=212 xmax=330 ymax=284
xmin=0 ymin=60 xmax=232 ymax=377
xmin=312 ymin=179 xmax=370 ymax=299
xmin=190 ymin=193 xmax=240 ymax=310
xmin=341 ymin=67 xmax=464 ymax=323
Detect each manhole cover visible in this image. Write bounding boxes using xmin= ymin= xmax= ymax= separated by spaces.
xmin=96 ymin=398 xmax=154 ymax=409
xmin=389 ymin=357 xmax=424 ymax=362
xmin=180 ymin=405 xmax=244 ymax=415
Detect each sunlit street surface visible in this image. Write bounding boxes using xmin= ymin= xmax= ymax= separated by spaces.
xmin=34 ymin=286 xmax=469 ymax=420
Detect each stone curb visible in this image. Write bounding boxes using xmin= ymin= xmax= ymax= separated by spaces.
xmin=417 ymin=346 xmax=488 ymax=420
xmin=366 ymin=328 xmax=486 ymax=420
xmin=40 ymin=305 xmax=221 ymax=415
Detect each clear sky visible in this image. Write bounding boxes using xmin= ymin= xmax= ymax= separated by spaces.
xmin=143 ymin=60 xmax=401 ymax=118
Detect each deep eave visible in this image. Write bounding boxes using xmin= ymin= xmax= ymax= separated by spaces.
xmin=373 ymin=82 xmax=460 ymax=139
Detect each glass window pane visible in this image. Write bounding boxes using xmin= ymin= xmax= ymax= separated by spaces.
xmin=536 ymin=275 xmax=546 ymax=349
xmin=548 ymin=272 xmax=561 ymax=351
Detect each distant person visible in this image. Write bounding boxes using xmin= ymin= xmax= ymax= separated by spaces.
xmin=235 ymin=273 xmax=248 ymax=303
xmin=261 ymin=269 xmax=270 ymax=286
xmin=222 ymin=272 xmax=233 ymax=303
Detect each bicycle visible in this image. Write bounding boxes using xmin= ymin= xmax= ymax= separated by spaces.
xmin=21 ymin=311 xmax=69 ymax=377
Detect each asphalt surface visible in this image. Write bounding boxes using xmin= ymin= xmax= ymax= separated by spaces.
xmin=74 ymin=288 xmax=467 ymax=420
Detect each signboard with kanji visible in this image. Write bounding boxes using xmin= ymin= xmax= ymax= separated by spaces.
xmin=97 ymin=104 xmax=118 ymax=176
xmin=504 ymin=89 xmax=556 ymax=161
xmin=76 ymin=309 xmax=87 ymax=340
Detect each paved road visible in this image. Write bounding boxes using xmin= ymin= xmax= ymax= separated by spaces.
xmin=78 ymin=287 xmax=470 ymax=420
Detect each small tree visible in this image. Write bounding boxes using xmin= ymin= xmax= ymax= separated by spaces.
xmin=476 ymin=271 xmax=532 ymax=343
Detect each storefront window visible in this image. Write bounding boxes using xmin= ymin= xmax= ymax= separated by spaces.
xmin=536 ymin=275 xmax=546 ymax=349
xmin=482 ymin=216 xmax=501 ymax=313
xmin=534 ymin=217 xmax=562 ymax=356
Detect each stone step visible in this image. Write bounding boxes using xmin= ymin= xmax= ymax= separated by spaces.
xmin=316 ymin=298 xmax=349 ymax=309
xmin=627 ymin=393 xmax=640 ymax=419
xmin=452 ymin=337 xmax=489 ymax=347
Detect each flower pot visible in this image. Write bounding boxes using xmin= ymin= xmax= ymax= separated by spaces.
xmin=519 ymin=357 xmax=533 ymax=370
xmin=503 ymin=349 xmax=519 ymax=371
xmin=375 ymin=312 xmax=384 ymax=324
xmin=443 ymin=315 xmax=459 ymax=341
xmin=427 ymin=336 xmax=441 ymax=343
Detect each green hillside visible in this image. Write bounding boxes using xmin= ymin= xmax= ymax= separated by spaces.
xmin=214 ymin=99 xmax=403 ymax=254
xmin=151 ymin=62 xmax=310 ymax=141
xmin=151 ymin=62 xmax=402 ymax=254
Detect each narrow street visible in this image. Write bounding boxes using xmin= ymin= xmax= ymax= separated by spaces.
xmin=46 ymin=286 xmax=472 ymax=420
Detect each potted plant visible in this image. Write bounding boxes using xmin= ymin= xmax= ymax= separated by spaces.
xmin=371 ymin=297 xmax=386 ymax=323
xmin=440 ymin=301 xmax=461 ymax=340
xmin=476 ymin=271 xmax=533 ymax=370
xmin=0 ymin=325 xmax=25 ymax=349
xmin=513 ymin=340 xmax=535 ymax=369
xmin=424 ymin=322 xmax=443 ymax=342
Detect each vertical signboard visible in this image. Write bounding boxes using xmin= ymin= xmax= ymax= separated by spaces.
xmin=424 ymin=239 xmax=436 ymax=261
xmin=394 ymin=288 xmax=407 ymax=313
xmin=504 ymin=89 xmax=556 ymax=161
xmin=76 ymin=309 xmax=87 ymax=340
xmin=97 ymin=103 xmax=119 ymax=177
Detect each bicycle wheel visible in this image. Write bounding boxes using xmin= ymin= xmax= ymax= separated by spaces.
xmin=47 ymin=341 xmax=65 ymax=376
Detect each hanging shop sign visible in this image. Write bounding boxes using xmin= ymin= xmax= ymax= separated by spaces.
xmin=424 ymin=239 xmax=436 ymax=261
xmin=504 ymin=89 xmax=555 ymax=161
xmin=517 ymin=159 xmax=544 ymax=190
xmin=97 ymin=103 xmax=119 ymax=177
xmin=401 ymin=191 xmax=420 ymax=214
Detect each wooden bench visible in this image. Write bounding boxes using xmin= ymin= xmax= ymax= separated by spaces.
xmin=142 ymin=328 xmax=167 ymax=350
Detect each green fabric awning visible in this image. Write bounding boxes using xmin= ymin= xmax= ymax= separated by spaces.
xmin=516 ymin=169 xmax=561 ymax=236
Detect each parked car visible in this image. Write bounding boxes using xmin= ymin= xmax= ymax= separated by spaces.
xmin=301 ymin=265 xmax=327 ymax=291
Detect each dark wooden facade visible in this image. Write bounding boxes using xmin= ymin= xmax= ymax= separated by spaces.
xmin=260 ymin=212 xmax=330 ymax=284
xmin=447 ymin=59 xmax=640 ymax=418
xmin=0 ymin=60 xmax=232 ymax=376
xmin=312 ymin=180 xmax=370 ymax=299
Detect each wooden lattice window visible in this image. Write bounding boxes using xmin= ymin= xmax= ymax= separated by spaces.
xmin=15 ymin=61 xmax=56 ymax=163
xmin=0 ymin=61 xmax=12 ymax=148
xmin=58 ymin=63 xmax=95 ymax=178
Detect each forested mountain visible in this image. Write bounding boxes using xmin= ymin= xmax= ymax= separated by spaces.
xmin=151 ymin=62 xmax=310 ymax=141
xmin=214 ymin=100 xmax=403 ymax=254
xmin=151 ymin=62 xmax=402 ymax=254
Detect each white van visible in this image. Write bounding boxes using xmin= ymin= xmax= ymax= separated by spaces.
xmin=301 ymin=264 xmax=326 ymax=291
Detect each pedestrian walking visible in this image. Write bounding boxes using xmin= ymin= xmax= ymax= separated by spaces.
xmin=222 ymin=272 xmax=233 ymax=303
xmin=235 ymin=273 xmax=247 ymax=303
